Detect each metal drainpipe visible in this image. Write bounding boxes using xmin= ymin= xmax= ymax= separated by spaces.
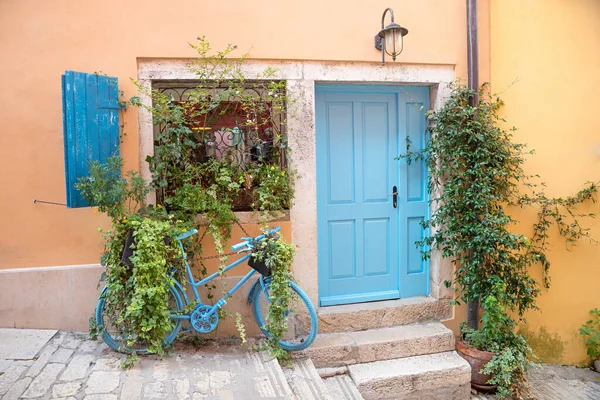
xmin=466 ymin=0 xmax=480 ymax=330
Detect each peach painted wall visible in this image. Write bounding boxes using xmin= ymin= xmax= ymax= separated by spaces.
xmin=490 ymin=0 xmax=600 ymax=365
xmin=0 ymin=0 xmax=486 ymax=270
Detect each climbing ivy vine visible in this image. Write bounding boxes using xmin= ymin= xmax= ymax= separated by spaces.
xmin=399 ymin=82 xmax=598 ymax=398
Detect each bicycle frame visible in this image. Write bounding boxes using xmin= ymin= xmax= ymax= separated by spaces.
xmin=171 ymin=227 xmax=279 ymax=325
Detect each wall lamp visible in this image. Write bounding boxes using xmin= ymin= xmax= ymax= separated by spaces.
xmin=374 ymin=8 xmax=409 ymax=64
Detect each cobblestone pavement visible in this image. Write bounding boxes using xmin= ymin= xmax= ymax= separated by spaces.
xmin=472 ymin=364 xmax=600 ymax=400
xmin=0 ymin=332 xmax=292 ymax=400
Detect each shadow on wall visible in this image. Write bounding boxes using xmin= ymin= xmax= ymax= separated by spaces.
xmin=518 ymin=325 xmax=565 ymax=364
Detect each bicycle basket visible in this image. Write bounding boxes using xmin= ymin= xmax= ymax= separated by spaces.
xmin=248 ymin=254 xmax=271 ymax=277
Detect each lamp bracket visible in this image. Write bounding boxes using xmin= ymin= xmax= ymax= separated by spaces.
xmin=374 ymin=35 xmax=383 ymax=51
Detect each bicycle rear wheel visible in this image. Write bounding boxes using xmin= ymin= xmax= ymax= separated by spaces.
xmin=252 ymin=278 xmax=318 ymax=351
xmin=95 ymin=285 xmax=184 ymax=354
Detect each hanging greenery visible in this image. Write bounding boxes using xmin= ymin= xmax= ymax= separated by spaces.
xmin=251 ymin=236 xmax=296 ymax=362
xmin=80 ymin=38 xmax=299 ymax=364
xmin=76 ymin=158 xmax=188 ymax=364
xmin=399 ymin=82 xmax=598 ymax=398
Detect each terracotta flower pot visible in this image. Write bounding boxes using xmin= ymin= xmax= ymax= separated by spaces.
xmin=456 ymin=340 xmax=498 ymax=392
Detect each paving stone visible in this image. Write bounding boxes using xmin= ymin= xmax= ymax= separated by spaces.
xmin=143 ymin=381 xmax=167 ymax=398
xmin=21 ymin=363 xmax=65 ymax=398
xmin=83 ymin=395 xmax=118 ymax=400
xmin=52 ymin=381 xmax=82 ymax=397
xmin=85 ymin=371 xmax=120 ymax=394
xmin=2 ymin=376 xmax=32 ymax=399
xmin=61 ymin=335 xmax=83 ymax=350
xmin=0 ymin=360 xmax=12 ymax=374
xmin=193 ymin=370 xmax=210 ymax=395
xmin=152 ymin=364 xmax=169 ymax=381
xmin=14 ymin=360 xmax=34 ymax=367
xmin=91 ymin=358 xmax=120 ymax=371
xmin=0 ymin=363 xmax=29 ymax=395
xmin=60 ymin=355 xmax=95 ymax=381
xmin=209 ymin=371 xmax=231 ymax=390
xmin=119 ymin=376 xmax=142 ymax=399
xmin=78 ymin=341 xmax=102 ymax=353
xmin=51 ymin=348 xmax=75 ymax=364
xmin=25 ymin=343 xmax=58 ymax=377
xmin=0 ymin=329 xmax=57 ymax=360
xmin=192 ymin=394 xmax=208 ymax=400
xmin=53 ymin=397 xmax=77 ymax=400
xmin=172 ymin=378 xmax=191 ymax=400
xmin=216 ymin=389 xmax=234 ymax=400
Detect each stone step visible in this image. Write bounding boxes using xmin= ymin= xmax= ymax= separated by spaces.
xmin=318 ymin=296 xmax=452 ymax=333
xmin=348 ymin=351 xmax=471 ymax=400
xmin=299 ymin=321 xmax=455 ymax=368
xmin=324 ymin=374 xmax=364 ymax=400
xmin=283 ymin=358 xmax=333 ymax=400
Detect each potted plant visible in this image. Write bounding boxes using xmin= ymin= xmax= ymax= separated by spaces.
xmin=399 ymin=83 xmax=598 ymax=399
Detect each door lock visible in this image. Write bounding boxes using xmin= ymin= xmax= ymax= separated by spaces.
xmin=392 ymin=186 xmax=397 ymax=208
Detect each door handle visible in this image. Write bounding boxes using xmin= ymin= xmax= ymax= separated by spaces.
xmin=392 ymin=186 xmax=397 ymax=208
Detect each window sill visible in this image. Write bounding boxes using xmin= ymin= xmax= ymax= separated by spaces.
xmin=195 ymin=210 xmax=290 ymax=226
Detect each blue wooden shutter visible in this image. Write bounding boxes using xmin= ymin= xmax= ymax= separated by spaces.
xmin=62 ymin=71 xmax=121 ymax=208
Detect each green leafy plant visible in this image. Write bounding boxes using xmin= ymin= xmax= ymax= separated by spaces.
xmin=461 ymin=283 xmax=538 ymax=398
xmin=131 ymin=37 xmax=295 ymax=270
xmin=76 ymin=157 xmax=188 ymax=365
xmin=579 ymin=308 xmax=600 ymax=361
xmin=80 ymin=38 xmax=300 ymax=364
xmin=252 ymin=235 xmax=296 ymax=362
xmin=399 ymin=83 xmax=598 ymax=398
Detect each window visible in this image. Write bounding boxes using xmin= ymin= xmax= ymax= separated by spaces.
xmin=152 ymin=81 xmax=288 ymax=210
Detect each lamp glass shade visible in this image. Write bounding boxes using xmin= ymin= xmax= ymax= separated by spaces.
xmin=384 ymin=28 xmax=403 ymax=58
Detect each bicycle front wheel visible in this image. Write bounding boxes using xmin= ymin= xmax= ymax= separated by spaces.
xmin=252 ymin=278 xmax=318 ymax=351
xmin=95 ymin=284 xmax=184 ymax=354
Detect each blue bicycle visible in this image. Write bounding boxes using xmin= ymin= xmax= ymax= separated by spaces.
xmin=95 ymin=226 xmax=318 ymax=354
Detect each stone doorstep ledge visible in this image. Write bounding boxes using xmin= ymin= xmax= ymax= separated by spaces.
xmin=297 ymin=321 xmax=455 ymax=368
xmin=348 ymin=351 xmax=471 ymax=400
xmin=317 ymin=296 xmax=453 ymax=333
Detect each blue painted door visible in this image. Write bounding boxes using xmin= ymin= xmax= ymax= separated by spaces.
xmin=316 ymin=85 xmax=429 ymax=306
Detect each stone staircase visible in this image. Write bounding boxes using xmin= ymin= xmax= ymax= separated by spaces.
xmin=283 ymin=297 xmax=472 ymax=400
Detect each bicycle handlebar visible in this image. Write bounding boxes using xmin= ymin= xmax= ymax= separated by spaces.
xmin=231 ymin=226 xmax=281 ymax=251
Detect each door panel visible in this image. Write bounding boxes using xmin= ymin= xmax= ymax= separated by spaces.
xmin=316 ymin=85 xmax=429 ymax=306
xmin=317 ymin=91 xmax=399 ymax=306
xmin=398 ymin=98 xmax=429 ymax=297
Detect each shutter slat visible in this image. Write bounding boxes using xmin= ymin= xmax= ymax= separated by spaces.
xmin=62 ymin=73 xmax=76 ymax=206
xmin=62 ymin=70 xmax=120 ymax=208
xmin=73 ymin=72 xmax=89 ymax=207
xmin=86 ymin=73 xmax=100 ymax=166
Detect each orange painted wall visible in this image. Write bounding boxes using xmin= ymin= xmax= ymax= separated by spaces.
xmin=0 ymin=0 xmax=484 ymax=270
xmin=490 ymin=0 xmax=600 ymax=365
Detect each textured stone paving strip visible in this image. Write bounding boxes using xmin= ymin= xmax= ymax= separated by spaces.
xmin=53 ymin=381 xmax=82 ymax=397
xmin=0 ymin=329 xmax=57 ymax=360
xmin=2 ymin=376 xmax=32 ymax=399
xmin=21 ymin=362 xmax=65 ymax=398
xmin=50 ymin=348 xmax=75 ymax=364
xmin=0 ymin=360 xmax=12 ymax=374
xmin=7 ymin=330 xmax=599 ymax=399
xmin=472 ymin=365 xmax=600 ymax=399
xmin=60 ymin=354 xmax=95 ymax=381
xmin=25 ymin=342 xmax=58 ymax=378
xmin=0 ymin=362 xmax=30 ymax=395
xmin=85 ymin=371 xmax=120 ymax=394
